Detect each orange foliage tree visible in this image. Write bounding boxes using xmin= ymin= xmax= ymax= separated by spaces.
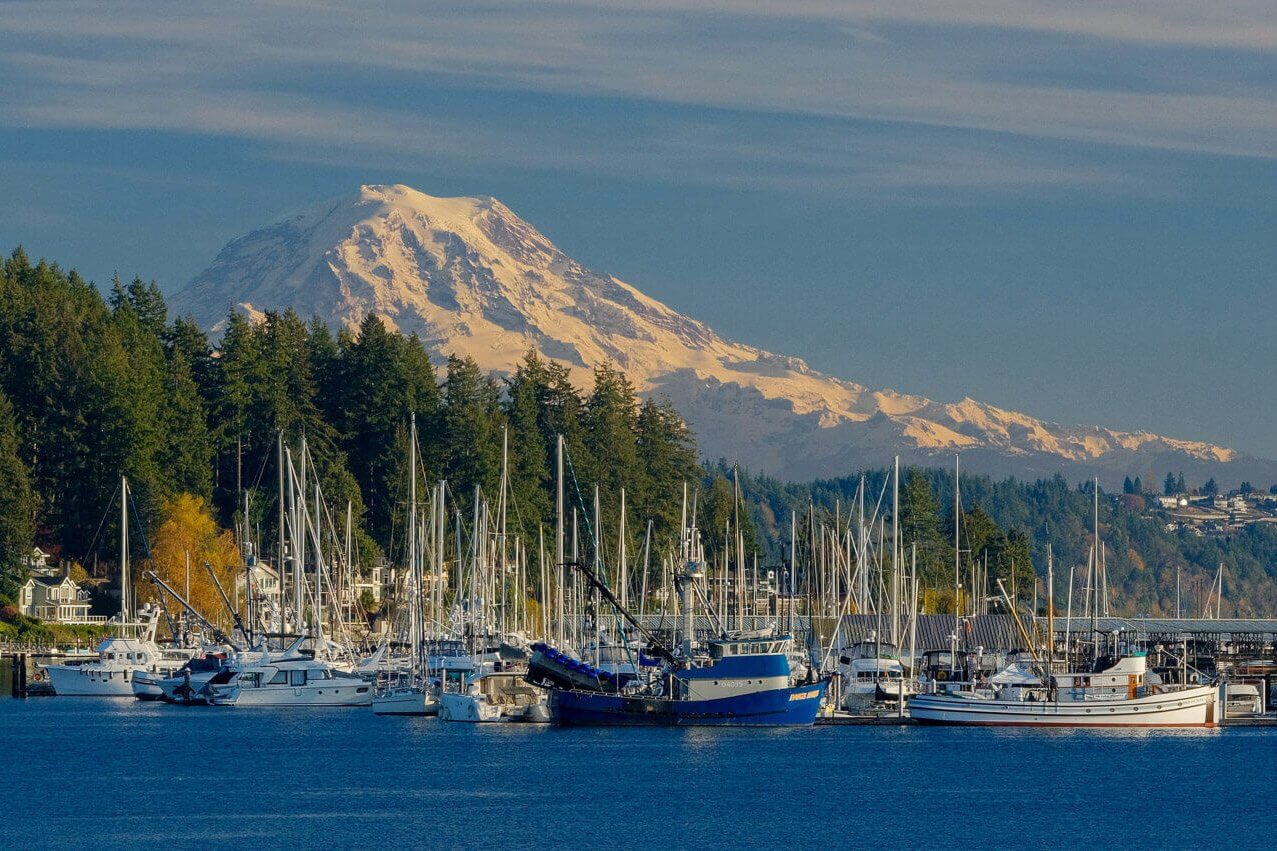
xmin=136 ymin=493 xmax=241 ymax=636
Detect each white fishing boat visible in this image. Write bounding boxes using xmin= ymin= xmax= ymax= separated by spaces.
xmin=438 ymin=670 xmax=549 ymax=723
xmin=45 ymin=477 xmax=197 ymax=695
xmin=46 ymin=626 xmax=193 ymax=697
xmin=909 ymin=653 xmax=1220 ymax=727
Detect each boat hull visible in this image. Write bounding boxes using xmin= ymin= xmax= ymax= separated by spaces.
xmin=44 ymin=664 xmax=138 ymax=697
xmin=210 ymin=683 xmax=373 ymax=707
xmin=373 ymin=688 xmax=440 ymax=716
xmin=439 ymin=691 xmax=503 ymax=722
xmin=908 ymin=685 xmax=1220 ymax=727
xmin=130 ymin=671 xmax=166 ymax=700
xmin=548 ymin=680 xmax=829 ymax=727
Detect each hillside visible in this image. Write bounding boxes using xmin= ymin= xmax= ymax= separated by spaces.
xmin=730 ymin=463 xmax=1277 ymax=617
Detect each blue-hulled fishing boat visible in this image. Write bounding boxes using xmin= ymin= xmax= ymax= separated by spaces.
xmin=526 ymin=551 xmax=829 ymax=726
xmin=540 ymin=636 xmax=827 ymax=726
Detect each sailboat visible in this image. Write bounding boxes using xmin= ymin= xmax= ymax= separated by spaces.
xmin=45 ymin=476 xmax=195 ymax=696
xmin=374 ymin=414 xmax=439 ymax=716
xmin=909 ymin=481 xmax=1221 ymax=727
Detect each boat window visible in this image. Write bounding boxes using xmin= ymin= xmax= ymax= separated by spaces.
xmin=268 ymin=670 xmax=287 ymax=685
xmin=290 ymin=669 xmax=306 ymax=686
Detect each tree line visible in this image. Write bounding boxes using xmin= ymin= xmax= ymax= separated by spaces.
xmin=3 ymin=246 xmax=1275 ymax=618
xmin=0 ymin=248 xmax=699 ymax=601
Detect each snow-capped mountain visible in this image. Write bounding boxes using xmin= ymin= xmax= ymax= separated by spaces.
xmin=171 ymin=184 xmax=1274 ymax=487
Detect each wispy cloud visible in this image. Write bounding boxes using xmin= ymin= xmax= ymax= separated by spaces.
xmin=0 ymin=1 xmax=1273 ymax=194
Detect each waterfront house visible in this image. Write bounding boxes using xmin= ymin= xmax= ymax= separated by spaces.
xmin=19 ymin=575 xmax=101 ymax=624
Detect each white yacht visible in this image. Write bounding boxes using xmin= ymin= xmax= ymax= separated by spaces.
xmin=836 ymin=641 xmax=915 ymax=711
xmin=438 ymin=670 xmax=549 ymax=723
xmin=208 ymin=642 xmax=373 ymax=707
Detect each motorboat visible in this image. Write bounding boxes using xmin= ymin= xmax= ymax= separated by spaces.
xmin=836 ymin=640 xmax=915 ymax=711
xmin=208 ymin=642 xmax=373 ymax=707
xmin=44 ymin=608 xmax=195 ymax=697
xmin=438 ymin=670 xmax=548 ymax=723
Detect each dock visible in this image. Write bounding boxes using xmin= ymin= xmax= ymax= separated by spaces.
xmin=817 ymin=712 xmax=917 ymax=726
xmin=3 ymin=654 xmax=56 ymax=697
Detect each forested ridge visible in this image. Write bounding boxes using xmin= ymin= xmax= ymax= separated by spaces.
xmin=727 ymin=465 xmax=1277 ymax=617
xmin=0 ymin=246 xmax=1274 ymax=619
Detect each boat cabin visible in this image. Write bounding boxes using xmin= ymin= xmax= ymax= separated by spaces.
xmin=708 ymin=636 xmax=791 ymax=659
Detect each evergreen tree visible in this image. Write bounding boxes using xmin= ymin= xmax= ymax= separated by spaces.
xmin=162 ymin=347 xmax=213 ymax=498
xmin=1123 ymin=476 xmax=1134 ymax=494
xmin=504 ymin=352 xmax=552 ymax=536
xmin=635 ymin=398 xmax=699 ymax=547
xmin=336 ymin=315 xmax=439 ymax=550
xmin=1165 ymin=473 xmax=1177 ymax=496
xmin=210 ymin=311 xmax=263 ymax=503
xmin=0 ymin=389 xmax=34 ymax=600
xmin=584 ymin=362 xmax=641 ymax=545
xmin=899 ymin=468 xmax=950 ymax=586
xmin=441 ymin=355 xmax=504 ymax=508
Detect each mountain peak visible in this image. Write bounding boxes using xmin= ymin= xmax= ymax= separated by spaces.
xmin=171 ymin=184 xmax=1274 ymax=486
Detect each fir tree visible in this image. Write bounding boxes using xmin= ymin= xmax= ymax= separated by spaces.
xmin=0 ymin=389 xmax=34 ymax=600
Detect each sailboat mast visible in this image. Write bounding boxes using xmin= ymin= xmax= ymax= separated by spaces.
xmin=555 ymin=434 xmax=565 ymax=647
xmin=277 ymin=431 xmax=285 ymax=641
xmin=408 ymin=413 xmax=419 ymax=670
xmin=892 ymin=455 xmax=899 ymax=645
xmin=1046 ymin=546 xmax=1055 ymax=691
xmin=952 ymin=456 xmax=960 ymax=675
xmin=120 ymin=475 xmax=129 ymax=627
xmin=1091 ymin=477 xmax=1099 ymax=657
xmin=297 ymin=437 xmax=307 ymax=632
xmin=618 ymin=487 xmax=628 ymax=611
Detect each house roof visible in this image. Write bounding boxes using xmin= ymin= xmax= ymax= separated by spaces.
xmin=32 ymin=575 xmax=74 ymax=588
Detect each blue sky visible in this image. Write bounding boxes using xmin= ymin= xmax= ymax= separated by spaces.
xmin=2 ymin=1 xmax=1275 ymax=458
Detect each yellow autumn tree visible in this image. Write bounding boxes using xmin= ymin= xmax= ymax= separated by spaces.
xmin=136 ymin=493 xmax=241 ymax=637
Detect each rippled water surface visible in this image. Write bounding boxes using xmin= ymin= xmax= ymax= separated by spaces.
xmin=2 ymin=696 xmax=1274 ymax=848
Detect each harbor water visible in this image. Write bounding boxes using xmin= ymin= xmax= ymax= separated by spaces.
xmin=2 ymin=696 xmax=1274 ymax=848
